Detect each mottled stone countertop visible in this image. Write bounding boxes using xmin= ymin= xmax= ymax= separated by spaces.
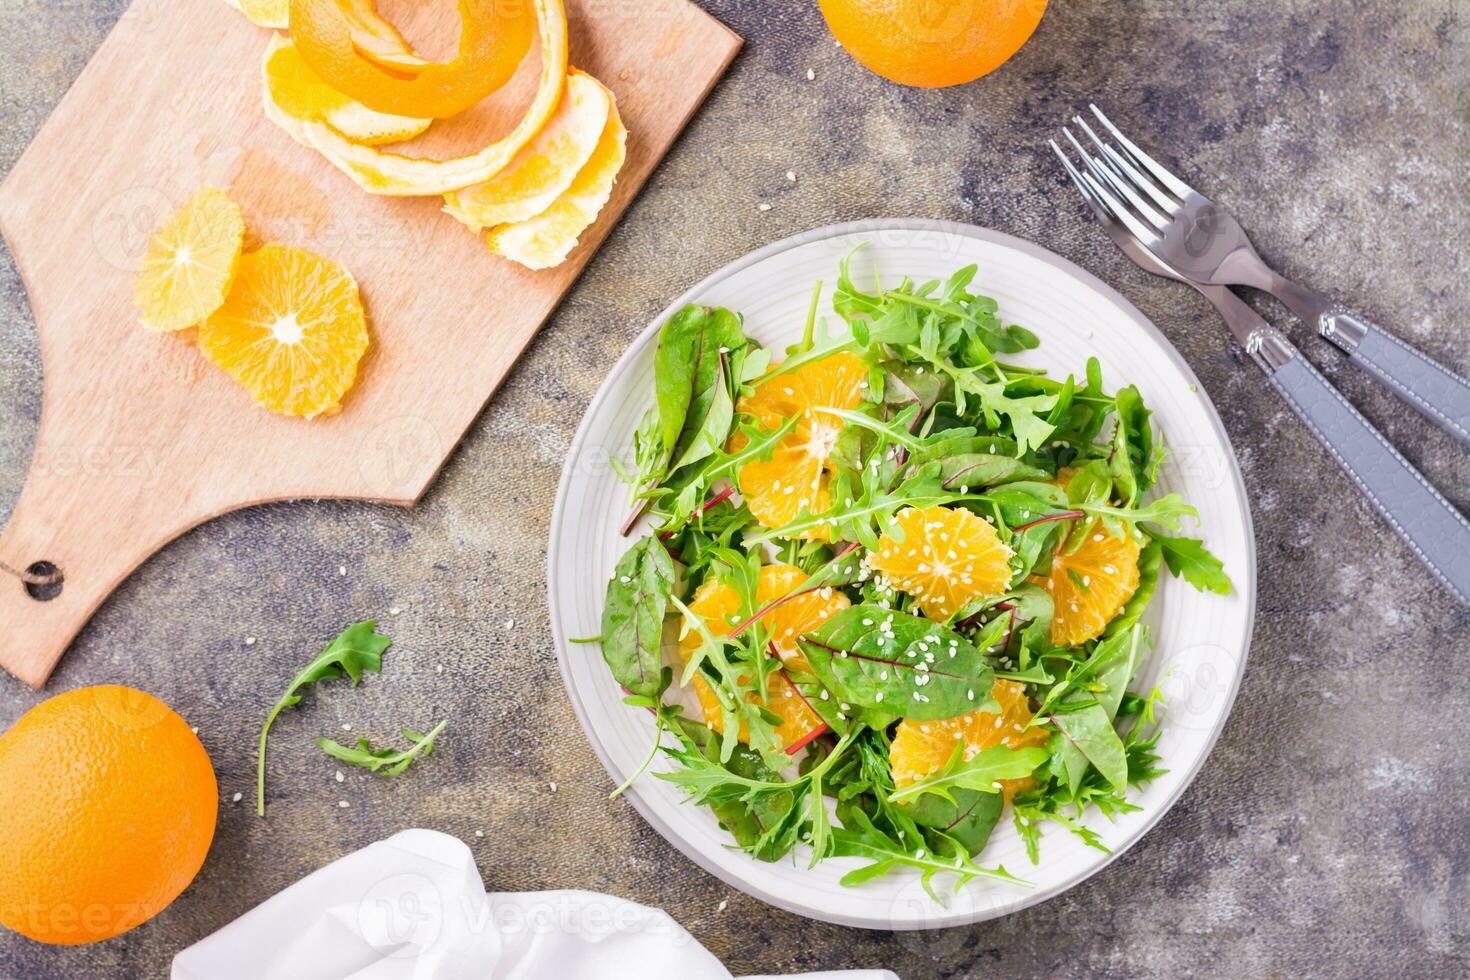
xmin=1 ymin=1 xmax=1467 ymax=977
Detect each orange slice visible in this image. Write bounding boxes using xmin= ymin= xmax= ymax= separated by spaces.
xmin=197 ymin=244 xmax=369 ymax=418
xmin=731 ymin=352 xmax=867 ymax=538
xmin=482 ymin=83 xmax=627 ymax=270
xmin=678 ymin=563 xmax=851 ymax=670
xmin=691 ymin=668 xmax=826 ymax=755
xmin=678 ymin=564 xmax=845 ymax=753
xmin=262 ymin=35 xmax=431 ymax=147
xmin=1038 ymin=523 xmax=1141 ymax=646
xmin=869 ymin=505 xmax=1013 ymax=621
xmin=890 ymin=680 xmax=1049 ymax=803
xmin=444 ymin=70 xmax=611 ymax=230
xmin=132 ymin=187 xmax=245 ymax=333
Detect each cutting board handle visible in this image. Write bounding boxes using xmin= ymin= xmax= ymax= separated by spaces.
xmin=0 ymin=455 xmax=195 ymax=689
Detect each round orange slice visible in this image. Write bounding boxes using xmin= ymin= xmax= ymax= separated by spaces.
xmin=132 ymin=187 xmax=246 ymax=334
xmin=690 ymin=668 xmax=826 ymax=756
xmin=677 ymin=564 xmax=846 ymax=753
xmin=890 ymin=680 xmax=1049 ymax=802
xmin=444 ymin=69 xmax=611 ymax=230
xmin=869 ymin=505 xmax=1013 ymax=621
xmin=678 ymin=563 xmax=851 ymax=670
xmin=1038 ymin=523 xmax=1142 ymax=646
xmin=732 ymin=352 xmax=867 ymax=538
xmin=197 ymin=244 xmax=369 ymax=418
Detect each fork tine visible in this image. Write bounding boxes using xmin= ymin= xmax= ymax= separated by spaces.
xmin=1089 ymin=103 xmax=1196 ymax=201
xmin=1072 ymin=116 xmax=1179 ymax=216
xmin=1063 ymin=126 xmax=1169 ymax=234
xmin=1049 ymin=139 xmax=1109 ymax=220
xmin=1052 ymin=137 xmax=1163 ymax=246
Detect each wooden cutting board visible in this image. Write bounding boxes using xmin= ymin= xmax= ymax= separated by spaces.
xmin=0 ymin=0 xmax=740 ymax=688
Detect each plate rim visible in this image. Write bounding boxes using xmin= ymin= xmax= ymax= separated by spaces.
xmin=547 ymin=217 xmax=1258 ymax=929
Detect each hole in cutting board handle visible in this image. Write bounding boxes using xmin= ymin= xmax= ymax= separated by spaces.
xmin=24 ymin=561 xmax=63 ymax=602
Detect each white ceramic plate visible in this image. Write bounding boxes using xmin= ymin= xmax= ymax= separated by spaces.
xmin=548 ymin=220 xmax=1256 ymax=930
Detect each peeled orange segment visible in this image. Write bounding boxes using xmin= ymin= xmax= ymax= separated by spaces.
xmin=677 ymin=564 xmax=851 ymax=671
xmin=890 ymin=680 xmax=1049 ymax=803
xmin=133 ymin=187 xmax=246 ymax=334
xmin=198 ymin=244 xmax=369 ymax=418
xmin=869 ymin=505 xmax=1013 ymax=621
xmin=482 ymin=84 xmax=627 ymax=269
xmin=263 ymin=35 xmax=432 ymax=147
xmin=691 ymin=668 xmax=827 ymax=755
xmin=223 ymin=0 xmax=289 ymax=28
xmin=291 ymin=0 xmax=569 ymax=196
xmin=289 ymin=0 xmax=534 ymax=119
xmin=730 ymin=352 xmax=867 ymax=538
xmin=444 ymin=70 xmax=611 ymax=230
xmin=1038 ymin=523 xmax=1142 ymax=646
xmin=677 ymin=564 xmax=845 ymax=753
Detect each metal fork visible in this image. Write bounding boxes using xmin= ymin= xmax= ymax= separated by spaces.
xmin=1052 ymin=131 xmax=1470 ymax=606
xmin=1062 ymin=104 xmax=1470 ymax=449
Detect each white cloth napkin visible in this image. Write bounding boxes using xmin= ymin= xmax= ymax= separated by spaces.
xmin=172 ymin=829 xmax=898 ymax=980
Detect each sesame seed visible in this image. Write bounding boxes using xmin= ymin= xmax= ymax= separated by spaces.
xmin=232 ymin=792 xmax=243 ymax=802
xmin=335 ymin=771 xmax=344 ymax=782
xmin=245 ymin=637 xmax=256 ymax=646
xmin=338 ymin=800 xmax=350 ymax=808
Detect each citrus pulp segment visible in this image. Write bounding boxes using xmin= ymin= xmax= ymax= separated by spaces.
xmin=197 ymin=244 xmax=369 ymax=418
xmin=132 ymin=187 xmax=246 ymax=333
xmin=869 ymin=504 xmax=1013 ymax=621
xmin=1039 ymin=523 xmax=1142 ymax=646
xmin=730 ymin=352 xmax=868 ymax=538
xmin=889 ymin=680 xmax=1049 ymax=802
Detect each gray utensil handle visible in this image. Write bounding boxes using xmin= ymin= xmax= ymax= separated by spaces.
xmin=1268 ymin=348 xmax=1470 ymax=605
xmin=1321 ymin=308 xmax=1470 ymax=448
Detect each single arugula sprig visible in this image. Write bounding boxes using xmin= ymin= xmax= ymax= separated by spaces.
xmin=886 ymin=742 xmax=1051 ymax=806
xmin=257 ymin=620 xmax=392 ymax=816
xmin=657 ymin=726 xmax=862 ymax=866
xmin=317 ymin=720 xmax=447 ymax=776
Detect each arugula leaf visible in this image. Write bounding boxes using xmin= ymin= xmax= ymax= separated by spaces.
xmin=1109 ymin=385 xmax=1156 ymax=506
xmin=830 ymin=807 xmax=1029 ymax=899
xmin=887 ymin=742 xmax=1050 ymax=805
xmin=600 ymin=538 xmax=675 ymax=697
xmin=1155 ymin=534 xmax=1233 ymax=595
xmin=316 ymin=720 xmax=447 ymax=776
xmin=799 ymin=607 xmax=1001 ymax=722
xmin=257 ymin=620 xmax=392 ymax=816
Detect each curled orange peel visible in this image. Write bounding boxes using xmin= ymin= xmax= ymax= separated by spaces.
xmin=290 ymin=0 xmax=535 ymax=119
xmin=288 ymin=0 xmax=570 ymax=197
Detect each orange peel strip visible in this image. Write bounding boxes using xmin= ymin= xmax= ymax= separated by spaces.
xmin=290 ymin=0 xmax=534 ymax=119
xmin=291 ymin=0 xmax=569 ymax=197
xmin=483 ymin=82 xmax=627 ymax=270
xmin=443 ymin=69 xmax=610 ymax=230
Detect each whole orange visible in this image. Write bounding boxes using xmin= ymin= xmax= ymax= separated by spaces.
xmin=0 ymin=686 xmax=217 ymax=945
xmin=819 ymin=0 xmax=1048 ymax=88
